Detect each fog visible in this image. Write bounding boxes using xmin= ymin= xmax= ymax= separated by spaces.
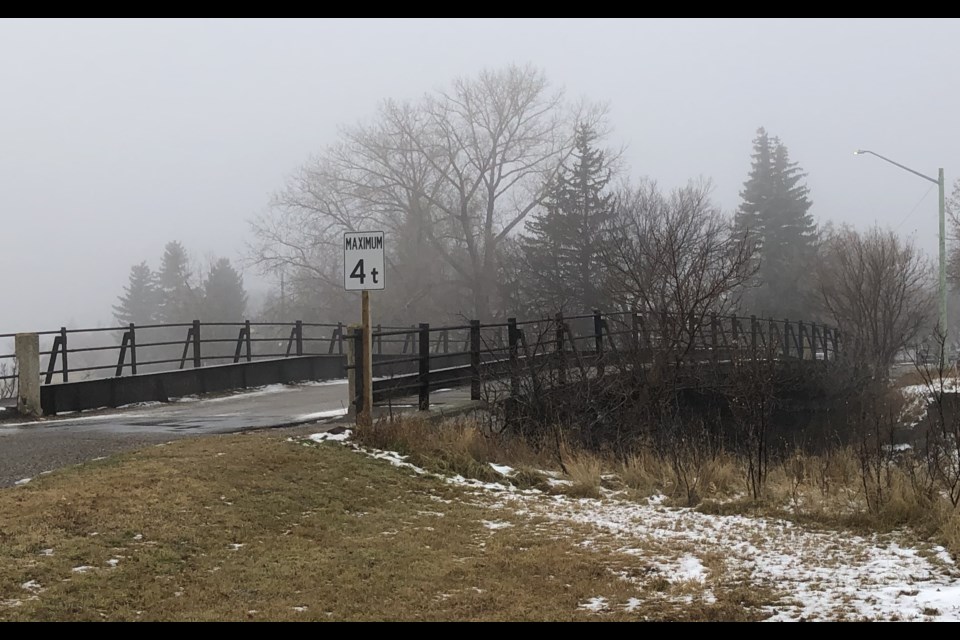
xmin=1 ymin=18 xmax=958 ymax=332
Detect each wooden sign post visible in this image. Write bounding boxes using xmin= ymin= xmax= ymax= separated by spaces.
xmin=344 ymin=231 xmax=384 ymax=427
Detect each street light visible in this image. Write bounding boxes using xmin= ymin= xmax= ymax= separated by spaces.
xmin=854 ymin=149 xmax=947 ymax=340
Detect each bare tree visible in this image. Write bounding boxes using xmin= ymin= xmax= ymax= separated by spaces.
xmin=250 ymin=65 xmax=594 ymax=322
xmin=601 ymin=179 xmax=758 ymax=359
xmin=815 ymin=225 xmax=934 ymax=375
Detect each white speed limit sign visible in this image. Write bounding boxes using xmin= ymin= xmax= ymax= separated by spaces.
xmin=343 ymin=231 xmax=385 ymax=291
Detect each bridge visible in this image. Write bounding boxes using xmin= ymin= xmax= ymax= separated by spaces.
xmin=1 ymin=312 xmax=842 ymax=418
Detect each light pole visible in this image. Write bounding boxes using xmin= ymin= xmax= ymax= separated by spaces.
xmin=854 ymin=149 xmax=947 ymax=341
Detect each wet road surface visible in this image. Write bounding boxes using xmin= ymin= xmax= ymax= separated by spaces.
xmin=0 ymin=381 xmax=352 ymax=487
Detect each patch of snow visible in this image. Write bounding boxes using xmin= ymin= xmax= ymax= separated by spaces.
xmin=14 ymin=478 xmax=30 ymax=486
xmin=20 ymin=580 xmax=42 ymax=593
xmin=1 ymin=599 xmax=23 ymax=608
xmin=489 ymin=463 xmax=514 ymax=476
xmin=38 ymin=548 xmax=53 ymax=556
xmin=117 ymin=401 xmax=163 ymax=410
xmin=675 ymin=555 xmax=706 ymax=583
xmin=71 ymin=566 xmax=94 ymax=573
xmin=298 ymin=408 xmax=350 ymax=422
xmin=14 ymin=411 xmax=155 ymax=426
xmin=481 ymin=520 xmax=513 ymax=530
xmin=310 ymin=430 xmax=960 ymax=621
xmin=133 ymin=534 xmax=143 ymax=541
xmin=579 ymin=596 xmax=609 ymax=612
xmin=292 ymin=606 xmax=308 ymax=612
xmin=228 ymin=543 xmax=244 ymax=551
xmin=624 ymin=597 xmax=642 ymax=612
xmin=106 ymin=558 xmax=120 ymax=568
xmin=933 ymin=546 xmax=955 ymax=566
xmin=308 ymin=428 xmax=353 ymax=443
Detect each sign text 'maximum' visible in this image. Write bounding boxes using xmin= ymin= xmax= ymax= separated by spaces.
xmin=345 ymin=235 xmax=383 ymax=251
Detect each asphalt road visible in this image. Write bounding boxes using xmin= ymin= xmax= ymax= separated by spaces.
xmin=0 ymin=381 xmax=353 ymax=488
xmin=0 ymin=381 xmax=475 ymax=488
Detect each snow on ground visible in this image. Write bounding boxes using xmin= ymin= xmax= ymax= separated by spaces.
xmin=297 ymin=408 xmax=349 ymax=423
xmin=900 ymin=378 xmax=960 ymax=429
xmin=308 ymin=429 xmax=352 ymax=443
xmin=494 ymin=489 xmax=960 ymax=621
xmin=579 ymin=596 xmax=609 ymax=612
xmin=307 ymin=432 xmax=960 ymax=621
xmin=20 ymin=580 xmax=41 ymax=593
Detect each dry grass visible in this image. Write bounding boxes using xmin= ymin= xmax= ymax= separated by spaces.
xmin=562 ymin=451 xmax=604 ymax=499
xmin=0 ymin=428 xmax=779 ymax=621
xmin=354 ymin=415 xmax=556 ymax=489
xmin=353 ymin=415 xmax=960 ymax=559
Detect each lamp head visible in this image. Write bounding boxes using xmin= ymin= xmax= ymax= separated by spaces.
xmin=854 ymin=150 xmax=865 ymax=155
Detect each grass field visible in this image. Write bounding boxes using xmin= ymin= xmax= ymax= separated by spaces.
xmin=1 ymin=422 xmax=958 ymax=621
xmin=0 ymin=428 xmax=770 ymax=621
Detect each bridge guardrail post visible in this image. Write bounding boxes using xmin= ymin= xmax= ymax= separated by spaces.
xmin=129 ymin=323 xmax=137 ymax=375
xmin=556 ymin=313 xmax=567 ymax=386
xmin=797 ymin=321 xmax=806 ymax=360
xmin=508 ymin=318 xmax=520 ymax=399
xmin=593 ymin=310 xmax=604 ymax=377
xmin=60 ymin=327 xmax=68 ymax=382
xmin=418 ymin=323 xmax=430 ymax=411
xmin=710 ymin=313 xmax=719 ymax=363
xmin=783 ymin=319 xmax=790 ymax=359
xmin=245 ymin=320 xmax=252 ymax=362
xmin=192 ymin=320 xmax=201 ymax=368
xmin=470 ymin=320 xmax=481 ymax=401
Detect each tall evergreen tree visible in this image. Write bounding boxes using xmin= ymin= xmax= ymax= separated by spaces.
xmin=201 ymin=258 xmax=247 ymax=322
xmin=157 ymin=241 xmax=198 ymax=323
xmin=737 ymin=127 xmax=817 ymax=319
xmin=518 ymin=123 xmax=614 ymax=314
xmin=113 ymin=262 xmax=160 ymax=325
xmin=735 ymin=127 xmax=774 ymax=241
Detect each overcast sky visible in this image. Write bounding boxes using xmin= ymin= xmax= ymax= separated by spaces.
xmin=2 ymin=18 xmax=958 ymax=332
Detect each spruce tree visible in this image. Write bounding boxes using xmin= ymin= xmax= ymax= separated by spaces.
xmin=201 ymin=258 xmax=247 ymax=322
xmin=735 ymin=127 xmax=774 ymax=242
xmin=113 ymin=262 xmax=160 ymax=325
xmin=157 ymin=241 xmax=198 ymax=323
xmin=518 ymin=123 xmax=614 ymax=314
xmin=737 ymin=128 xmax=817 ymax=319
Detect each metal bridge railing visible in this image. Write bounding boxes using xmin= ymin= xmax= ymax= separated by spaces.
xmin=346 ymin=311 xmax=843 ymax=415
xmin=0 ymin=320 xmax=350 ymax=398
